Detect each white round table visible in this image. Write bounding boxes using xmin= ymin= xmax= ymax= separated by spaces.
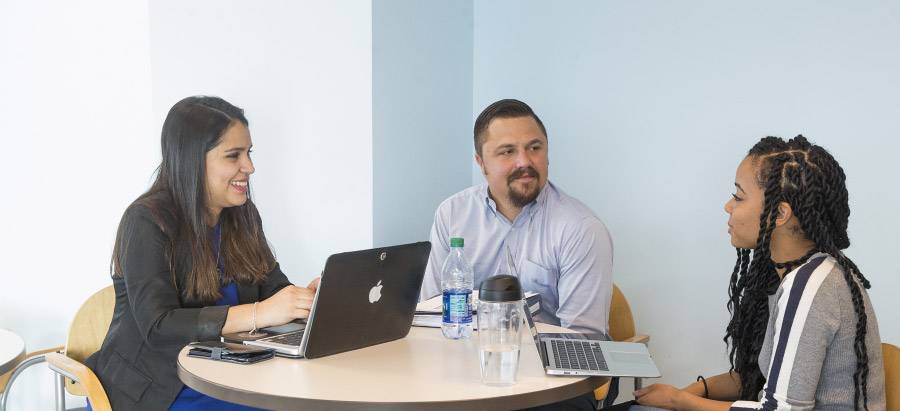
xmin=0 ymin=329 xmax=25 ymax=376
xmin=178 ymin=324 xmax=605 ymax=410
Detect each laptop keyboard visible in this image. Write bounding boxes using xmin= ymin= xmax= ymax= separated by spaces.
xmin=263 ymin=331 xmax=304 ymax=346
xmin=550 ymin=340 xmax=609 ymax=371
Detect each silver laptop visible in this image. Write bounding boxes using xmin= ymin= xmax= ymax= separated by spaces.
xmin=244 ymin=241 xmax=430 ymax=359
xmin=524 ymin=307 xmax=660 ymax=377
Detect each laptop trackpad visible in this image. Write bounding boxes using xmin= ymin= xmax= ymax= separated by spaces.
xmin=609 ymin=351 xmax=649 ymax=364
xmin=262 ymin=321 xmax=306 ymax=334
xmin=606 ymin=350 xmax=661 ymax=377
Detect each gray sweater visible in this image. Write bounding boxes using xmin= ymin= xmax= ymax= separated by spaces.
xmin=730 ymin=254 xmax=885 ymax=410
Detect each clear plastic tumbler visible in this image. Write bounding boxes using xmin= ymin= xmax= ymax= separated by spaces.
xmin=477 ymin=275 xmax=524 ymax=386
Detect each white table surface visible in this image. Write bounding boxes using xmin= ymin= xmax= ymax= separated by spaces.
xmin=178 ymin=323 xmax=605 ymax=410
xmin=0 ymin=329 xmax=26 ymax=376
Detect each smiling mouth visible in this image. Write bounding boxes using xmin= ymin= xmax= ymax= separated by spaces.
xmin=230 ymin=180 xmax=248 ymax=192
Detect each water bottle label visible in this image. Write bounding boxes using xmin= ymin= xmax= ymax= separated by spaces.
xmin=442 ymin=289 xmax=472 ymax=323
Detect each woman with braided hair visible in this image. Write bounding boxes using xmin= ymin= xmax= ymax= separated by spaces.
xmin=632 ymin=136 xmax=885 ymax=410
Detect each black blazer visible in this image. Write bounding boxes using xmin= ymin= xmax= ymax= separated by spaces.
xmin=85 ymin=204 xmax=291 ymax=410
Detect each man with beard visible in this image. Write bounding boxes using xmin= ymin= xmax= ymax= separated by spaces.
xmin=420 ymin=99 xmax=613 ymax=339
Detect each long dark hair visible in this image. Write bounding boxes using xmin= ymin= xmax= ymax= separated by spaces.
xmin=724 ymin=135 xmax=872 ymax=410
xmin=112 ymin=96 xmax=275 ymax=303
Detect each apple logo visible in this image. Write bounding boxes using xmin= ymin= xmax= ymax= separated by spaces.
xmin=368 ymin=280 xmax=383 ymax=303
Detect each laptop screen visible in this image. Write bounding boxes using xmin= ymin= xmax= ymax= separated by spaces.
xmin=522 ymin=305 xmax=547 ymax=364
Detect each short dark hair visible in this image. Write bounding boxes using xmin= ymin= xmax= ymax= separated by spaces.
xmin=473 ymin=99 xmax=547 ymax=156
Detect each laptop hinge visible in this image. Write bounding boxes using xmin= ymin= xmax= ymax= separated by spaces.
xmin=539 ymin=340 xmax=553 ymax=368
xmin=298 ymin=285 xmax=322 ymax=355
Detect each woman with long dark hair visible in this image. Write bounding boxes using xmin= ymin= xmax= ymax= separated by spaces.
xmin=86 ymin=96 xmax=317 ymax=410
xmin=633 ymin=136 xmax=885 ymax=410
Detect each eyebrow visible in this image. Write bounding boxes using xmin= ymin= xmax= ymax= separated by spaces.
xmin=734 ymin=182 xmax=745 ymax=194
xmin=224 ymin=145 xmax=251 ymax=153
xmin=494 ymin=139 xmax=544 ymax=151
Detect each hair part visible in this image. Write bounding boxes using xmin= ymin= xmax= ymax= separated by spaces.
xmin=473 ymin=99 xmax=547 ymax=156
xmin=725 ymin=135 xmax=872 ymax=410
xmin=111 ymin=96 xmax=275 ymax=303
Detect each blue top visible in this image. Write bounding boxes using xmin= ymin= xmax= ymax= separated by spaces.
xmin=212 ymin=223 xmax=239 ymax=306
xmin=419 ymin=182 xmax=614 ymax=335
xmin=169 ymin=223 xmax=257 ymax=410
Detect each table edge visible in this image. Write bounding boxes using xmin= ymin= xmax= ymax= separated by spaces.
xmin=177 ymin=354 xmax=607 ymax=411
xmin=0 ymin=348 xmax=26 ymax=376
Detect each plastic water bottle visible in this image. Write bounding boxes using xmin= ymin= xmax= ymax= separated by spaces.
xmin=441 ymin=237 xmax=474 ymax=339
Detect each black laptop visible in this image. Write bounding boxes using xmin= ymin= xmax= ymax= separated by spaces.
xmin=242 ymin=241 xmax=430 ymax=359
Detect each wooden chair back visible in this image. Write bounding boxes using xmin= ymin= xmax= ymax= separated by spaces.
xmin=884 ymin=343 xmax=899 ymax=411
xmin=608 ymin=284 xmax=635 ymax=342
xmin=63 ymin=286 xmax=115 ymax=396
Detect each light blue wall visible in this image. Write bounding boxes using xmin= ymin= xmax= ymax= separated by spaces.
xmin=474 ymin=0 xmax=900 ymax=389
xmin=372 ymin=0 xmax=474 ymax=247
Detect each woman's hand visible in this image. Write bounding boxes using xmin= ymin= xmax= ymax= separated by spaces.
xmin=307 ymin=277 xmax=321 ymax=292
xmin=258 ymin=285 xmax=316 ymax=327
xmin=634 ymin=383 xmax=686 ymax=410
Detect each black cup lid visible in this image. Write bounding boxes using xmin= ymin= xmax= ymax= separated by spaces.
xmin=478 ymin=275 xmax=523 ymax=302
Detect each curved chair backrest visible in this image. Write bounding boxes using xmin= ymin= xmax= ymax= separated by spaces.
xmin=64 ymin=286 xmax=115 ymax=396
xmin=885 ymin=343 xmax=899 ymax=411
xmin=608 ymin=284 xmax=635 ymax=342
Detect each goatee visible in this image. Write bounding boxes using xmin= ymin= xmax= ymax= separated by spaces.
xmin=507 ymin=166 xmax=541 ymax=208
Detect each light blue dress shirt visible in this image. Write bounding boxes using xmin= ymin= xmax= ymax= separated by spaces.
xmin=420 ymin=182 xmax=614 ymax=335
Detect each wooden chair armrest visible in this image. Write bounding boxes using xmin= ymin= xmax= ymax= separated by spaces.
xmin=624 ymin=334 xmax=650 ymax=345
xmin=593 ymin=379 xmax=610 ymax=401
xmin=45 ymin=353 xmax=112 ymax=411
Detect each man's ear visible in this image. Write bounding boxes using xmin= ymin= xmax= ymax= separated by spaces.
xmin=774 ymin=201 xmax=794 ymax=227
xmin=475 ymin=153 xmax=487 ymax=176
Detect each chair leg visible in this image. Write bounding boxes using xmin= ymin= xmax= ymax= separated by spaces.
xmin=54 ymin=374 xmax=65 ymax=411
xmin=0 ymin=355 xmax=50 ymax=411
xmin=599 ymin=377 xmax=621 ymax=409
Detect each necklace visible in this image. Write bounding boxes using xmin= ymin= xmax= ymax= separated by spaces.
xmin=773 ymin=248 xmax=820 ymax=273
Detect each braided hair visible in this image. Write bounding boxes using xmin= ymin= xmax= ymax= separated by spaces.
xmin=724 ymin=135 xmax=872 ymax=410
